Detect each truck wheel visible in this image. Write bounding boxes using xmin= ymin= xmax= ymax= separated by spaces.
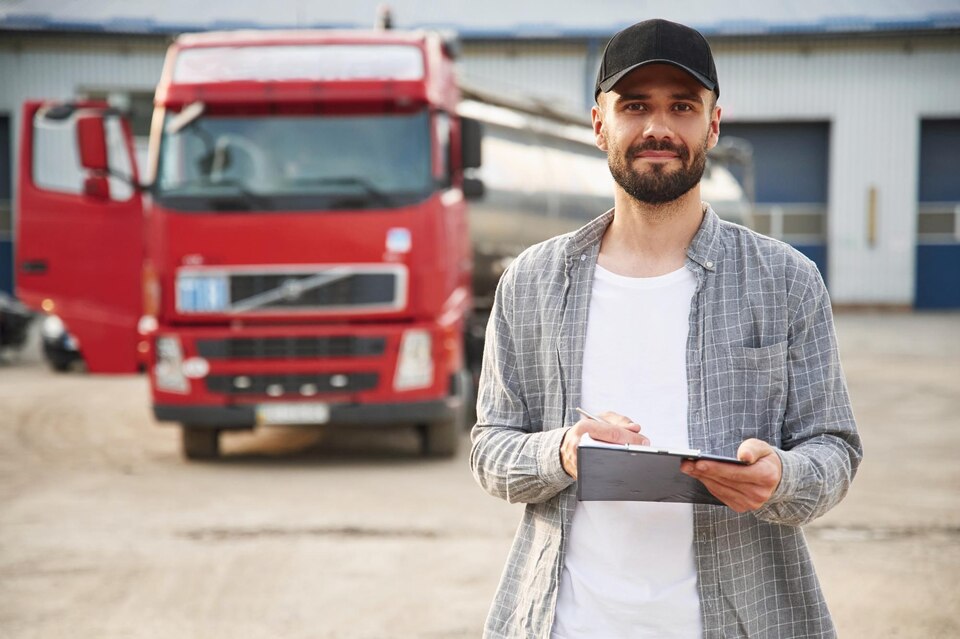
xmin=419 ymin=368 xmax=470 ymax=457
xmin=181 ymin=426 xmax=220 ymax=460
xmin=420 ymin=419 xmax=460 ymax=458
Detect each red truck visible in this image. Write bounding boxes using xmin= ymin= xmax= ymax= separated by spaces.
xmin=17 ymin=29 xmax=481 ymax=458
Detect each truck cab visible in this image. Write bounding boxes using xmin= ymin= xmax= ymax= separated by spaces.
xmin=18 ymin=29 xmax=480 ymax=458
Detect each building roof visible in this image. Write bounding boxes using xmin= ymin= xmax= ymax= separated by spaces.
xmin=2 ymin=0 xmax=959 ymax=38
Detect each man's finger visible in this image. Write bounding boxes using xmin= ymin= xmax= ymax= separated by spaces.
xmin=697 ymin=478 xmax=754 ymax=513
xmin=599 ymin=411 xmax=641 ymax=430
xmin=685 ymin=459 xmax=759 ymax=482
xmin=685 ymin=469 xmax=746 ymax=492
xmin=590 ymin=422 xmax=648 ymax=446
xmin=686 ymin=458 xmax=778 ymax=487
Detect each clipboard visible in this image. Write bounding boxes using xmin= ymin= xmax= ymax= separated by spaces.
xmin=576 ymin=434 xmax=747 ymax=505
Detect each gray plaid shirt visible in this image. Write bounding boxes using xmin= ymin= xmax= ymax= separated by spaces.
xmin=470 ymin=206 xmax=862 ymax=638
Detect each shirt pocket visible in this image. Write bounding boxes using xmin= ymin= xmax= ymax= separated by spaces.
xmin=728 ymin=342 xmax=788 ymax=377
xmin=722 ymin=341 xmax=789 ymax=445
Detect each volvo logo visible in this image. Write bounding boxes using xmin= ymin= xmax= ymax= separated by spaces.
xmin=281 ymin=278 xmax=306 ymax=301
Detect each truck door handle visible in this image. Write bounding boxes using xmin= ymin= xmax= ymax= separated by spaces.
xmin=20 ymin=260 xmax=48 ymax=274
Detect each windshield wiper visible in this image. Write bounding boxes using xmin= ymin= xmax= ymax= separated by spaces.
xmin=196 ymin=178 xmax=270 ymax=210
xmin=290 ymin=176 xmax=396 ymax=207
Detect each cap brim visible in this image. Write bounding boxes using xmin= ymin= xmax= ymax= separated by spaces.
xmin=597 ymin=59 xmax=716 ymax=96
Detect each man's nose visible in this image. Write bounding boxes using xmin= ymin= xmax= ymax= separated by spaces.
xmin=642 ymin=111 xmax=674 ymax=141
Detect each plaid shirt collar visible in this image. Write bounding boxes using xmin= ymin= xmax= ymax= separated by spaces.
xmin=562 ymin=203 xmax=722 ymax=273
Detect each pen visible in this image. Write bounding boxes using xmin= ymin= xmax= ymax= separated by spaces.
xmin=575 ymin=407 xmax=613 ymax=425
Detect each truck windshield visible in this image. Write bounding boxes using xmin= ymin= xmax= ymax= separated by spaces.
xmin=155 ymin=110 xmax=432 ymax=211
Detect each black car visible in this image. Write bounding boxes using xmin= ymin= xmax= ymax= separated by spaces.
xmin=0 ymin=293 xmax=33 ymax=353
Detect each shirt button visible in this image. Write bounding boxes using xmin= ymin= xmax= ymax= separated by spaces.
xmin=706 ymin=261 xmax=714 ymax=268
xmin=580 ymin=255 xmax=586 ymax=261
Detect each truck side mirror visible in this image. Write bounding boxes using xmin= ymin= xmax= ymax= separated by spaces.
xmin=461 ymin=118 xmax=482 ymax=169
xmin=463 ymin=177 xmax=485 ymax=201
xmin=83 ymin=175 xmax=111 ymax=200
xmin=76 ymin=114 xmax=109 ymax=172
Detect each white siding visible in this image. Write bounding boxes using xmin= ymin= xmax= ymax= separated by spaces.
xmin=461 ymin=41 xmax=591 ymax=113
xmin=2 ymin=32 xmax=959 ymax=304
xmin=714 ymin=36 xmax=960 ymax=304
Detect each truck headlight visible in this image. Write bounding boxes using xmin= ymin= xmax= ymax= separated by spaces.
xmin=155 ymin=336 xmax=189 ymax=393
xmin=394 ymin=329 xmax=433 ymax=391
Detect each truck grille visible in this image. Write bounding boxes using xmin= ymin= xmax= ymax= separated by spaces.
xmin=231 ymin=272 xmax=395 ymax=310
xmin=196 ymin=336 xmax=386 ymax=360
xmin=206 ymin=372 xmax=379 ymax=396
xmin=176 ymin=265 xmax=406 ymax=314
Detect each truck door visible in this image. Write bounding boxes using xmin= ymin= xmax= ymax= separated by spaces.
xmin=16 ymin=101 xmax=144 ymax=373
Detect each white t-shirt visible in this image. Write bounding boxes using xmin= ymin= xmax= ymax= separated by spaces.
xmin=552 ymin=263 xmax=701 ymax=639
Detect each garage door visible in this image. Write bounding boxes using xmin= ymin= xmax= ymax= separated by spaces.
xmin=916 ymin=119 xmax=960 ymax=309
xmin=720 ymin=122 xmax=830 ymax=284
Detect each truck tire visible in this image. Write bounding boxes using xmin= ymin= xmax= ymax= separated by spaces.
xmin=419 ymin=367 xmax=470 ymax=457
xmin=420 ymin=419 xmax=460 ymax=458
xmin=181 ymin=426 xmax=220 ymax=460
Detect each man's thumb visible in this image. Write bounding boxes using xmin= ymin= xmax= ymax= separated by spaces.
xmin=737 ymin=438 xmax=773 ymax=464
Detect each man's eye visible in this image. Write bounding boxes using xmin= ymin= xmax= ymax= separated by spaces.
xmin=625 ymin=103 xmax=645 ymax=111
xmin=674 ymin=103 xmax=693 ymax=112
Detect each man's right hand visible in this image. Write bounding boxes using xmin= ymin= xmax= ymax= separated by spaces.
xmin=561 ymin=411 xmax=649 ymax=479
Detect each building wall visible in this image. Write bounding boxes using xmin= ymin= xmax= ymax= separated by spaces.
xmin=2 ymin=31 xmax=958 ymax=305
xmin=713 ymin=34 xmax=960 ymax=305
xmin=460 ymin=40 xmax=595 ymax=114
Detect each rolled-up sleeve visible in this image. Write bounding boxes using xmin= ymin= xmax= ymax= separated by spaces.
xmin=469 ymin=264 xmax=575 ymax=504
xmin=756 ymin=266 xmax=863 ymax=526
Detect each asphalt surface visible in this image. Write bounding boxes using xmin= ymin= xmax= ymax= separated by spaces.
xmin=0 ymin=312 xmax=958 ymax=638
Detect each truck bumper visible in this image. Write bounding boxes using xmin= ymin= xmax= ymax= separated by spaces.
xmin=153 ymin=398 xmax=459 ymax=430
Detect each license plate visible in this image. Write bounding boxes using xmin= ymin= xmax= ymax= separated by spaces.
xmin=257 ymin=402 xmax=330 ymax=425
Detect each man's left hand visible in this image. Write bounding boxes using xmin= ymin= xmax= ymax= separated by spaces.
xmin=680 ymin=439 xmax=782 ymax=513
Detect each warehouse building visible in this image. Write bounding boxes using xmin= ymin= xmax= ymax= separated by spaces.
xmin=1 ymin=1 xmax=958 ymax=307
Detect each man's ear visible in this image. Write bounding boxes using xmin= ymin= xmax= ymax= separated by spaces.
xmin=706 ymin=104 xmax=722 ymax=151
xmin=591 ymin=104 xmax=607 ymax=152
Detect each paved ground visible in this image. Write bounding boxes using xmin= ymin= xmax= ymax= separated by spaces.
xmin=0 ymin=312 xmax=958 ymax=638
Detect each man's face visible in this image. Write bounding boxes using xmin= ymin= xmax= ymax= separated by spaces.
xmin=592 ymin=64 xmax=721 ymax=206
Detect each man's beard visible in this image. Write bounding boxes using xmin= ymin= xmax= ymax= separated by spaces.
xmin=607 ymin=135 xmax=708 ymax=206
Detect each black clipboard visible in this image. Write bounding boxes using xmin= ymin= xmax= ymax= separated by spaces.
xmin=576 ymin=437 xmax=747 ymax=505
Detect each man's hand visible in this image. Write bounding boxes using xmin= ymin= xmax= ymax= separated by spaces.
xmin=680 ymin=439 xmax=783 ymax=512
xmin=561 ymin=411 xmax=649 ymax=479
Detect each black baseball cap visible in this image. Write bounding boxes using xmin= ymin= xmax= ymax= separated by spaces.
xmin=595 ymin=19 xmax=719 ymax=100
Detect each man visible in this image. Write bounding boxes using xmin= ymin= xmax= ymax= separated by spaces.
xmin=469 ymin=18 xmax=862 ymax=639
